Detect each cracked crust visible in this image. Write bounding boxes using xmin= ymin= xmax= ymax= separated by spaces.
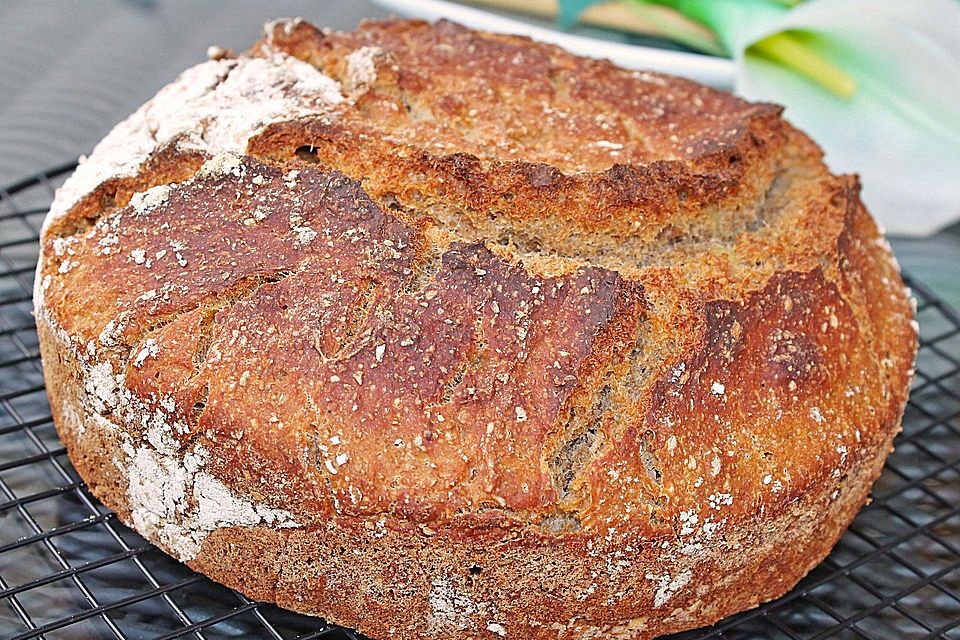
xmin=35 ymin=18 xmax=916 ymax=640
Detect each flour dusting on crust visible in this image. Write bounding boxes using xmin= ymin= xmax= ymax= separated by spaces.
xmin=119 ymin=383 xmax=300 ymax=560
xmin=129 ymin=184 xmax=174 ymax=215
xmin=345 ymin=46 xmax=380 ymax=91
xmin=46 ymin=43 xmax=344 ymax=231
xmin=52 ymin=318 xmax=300 ymax=562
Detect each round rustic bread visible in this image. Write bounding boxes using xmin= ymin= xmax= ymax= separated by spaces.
xmin=35 ymin=18 xmax=917 ymax=640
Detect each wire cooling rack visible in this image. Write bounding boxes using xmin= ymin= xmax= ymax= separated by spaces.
xmin=0 ymin=164 xmax=958 ymax=640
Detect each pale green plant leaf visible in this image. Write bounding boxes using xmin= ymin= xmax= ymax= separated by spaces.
xmin=736 ymin=0 xmax=960 ymax=235
xmin=643 ymin=0 xmax=788 ymax=52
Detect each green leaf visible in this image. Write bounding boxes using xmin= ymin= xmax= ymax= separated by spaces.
xmin=642 ymin=0 xmax=789 ymax=53
xmin=640 ymin=1 xmax=855 ymax=100
xmin=750 ymin=30 xmax=856 ymax=98
xmin=622 ymin=0 xmax=727 ymax=55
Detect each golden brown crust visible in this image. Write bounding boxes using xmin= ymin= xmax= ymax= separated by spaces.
xmin=35 ymin=17 xmax=916 ymax=640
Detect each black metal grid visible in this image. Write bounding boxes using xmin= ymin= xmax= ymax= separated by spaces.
xmin=0 ymin=164 xmax=957 ymax=640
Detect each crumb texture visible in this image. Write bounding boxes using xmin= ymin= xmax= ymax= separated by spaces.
xmin=36 ymin=17 xmax=917 ymax=640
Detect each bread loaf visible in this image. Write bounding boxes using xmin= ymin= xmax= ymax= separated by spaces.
xmin=35 ymin=18 xmax=917 ymax=639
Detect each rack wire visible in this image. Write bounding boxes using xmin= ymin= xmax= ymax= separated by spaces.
xmin=0 ymin=164 xmax=957 ymax=640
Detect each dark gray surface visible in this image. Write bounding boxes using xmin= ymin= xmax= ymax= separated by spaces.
xmin=0 ymin=0 xmax=958 ymax=311
xmin=0 ymin=0 xmax=386 ymax=185
xmin=890 ymin=234 xmax=960 ymax=313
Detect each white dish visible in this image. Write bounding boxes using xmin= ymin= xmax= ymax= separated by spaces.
xmin=369 ymin=0 xmax=736 ymax=89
